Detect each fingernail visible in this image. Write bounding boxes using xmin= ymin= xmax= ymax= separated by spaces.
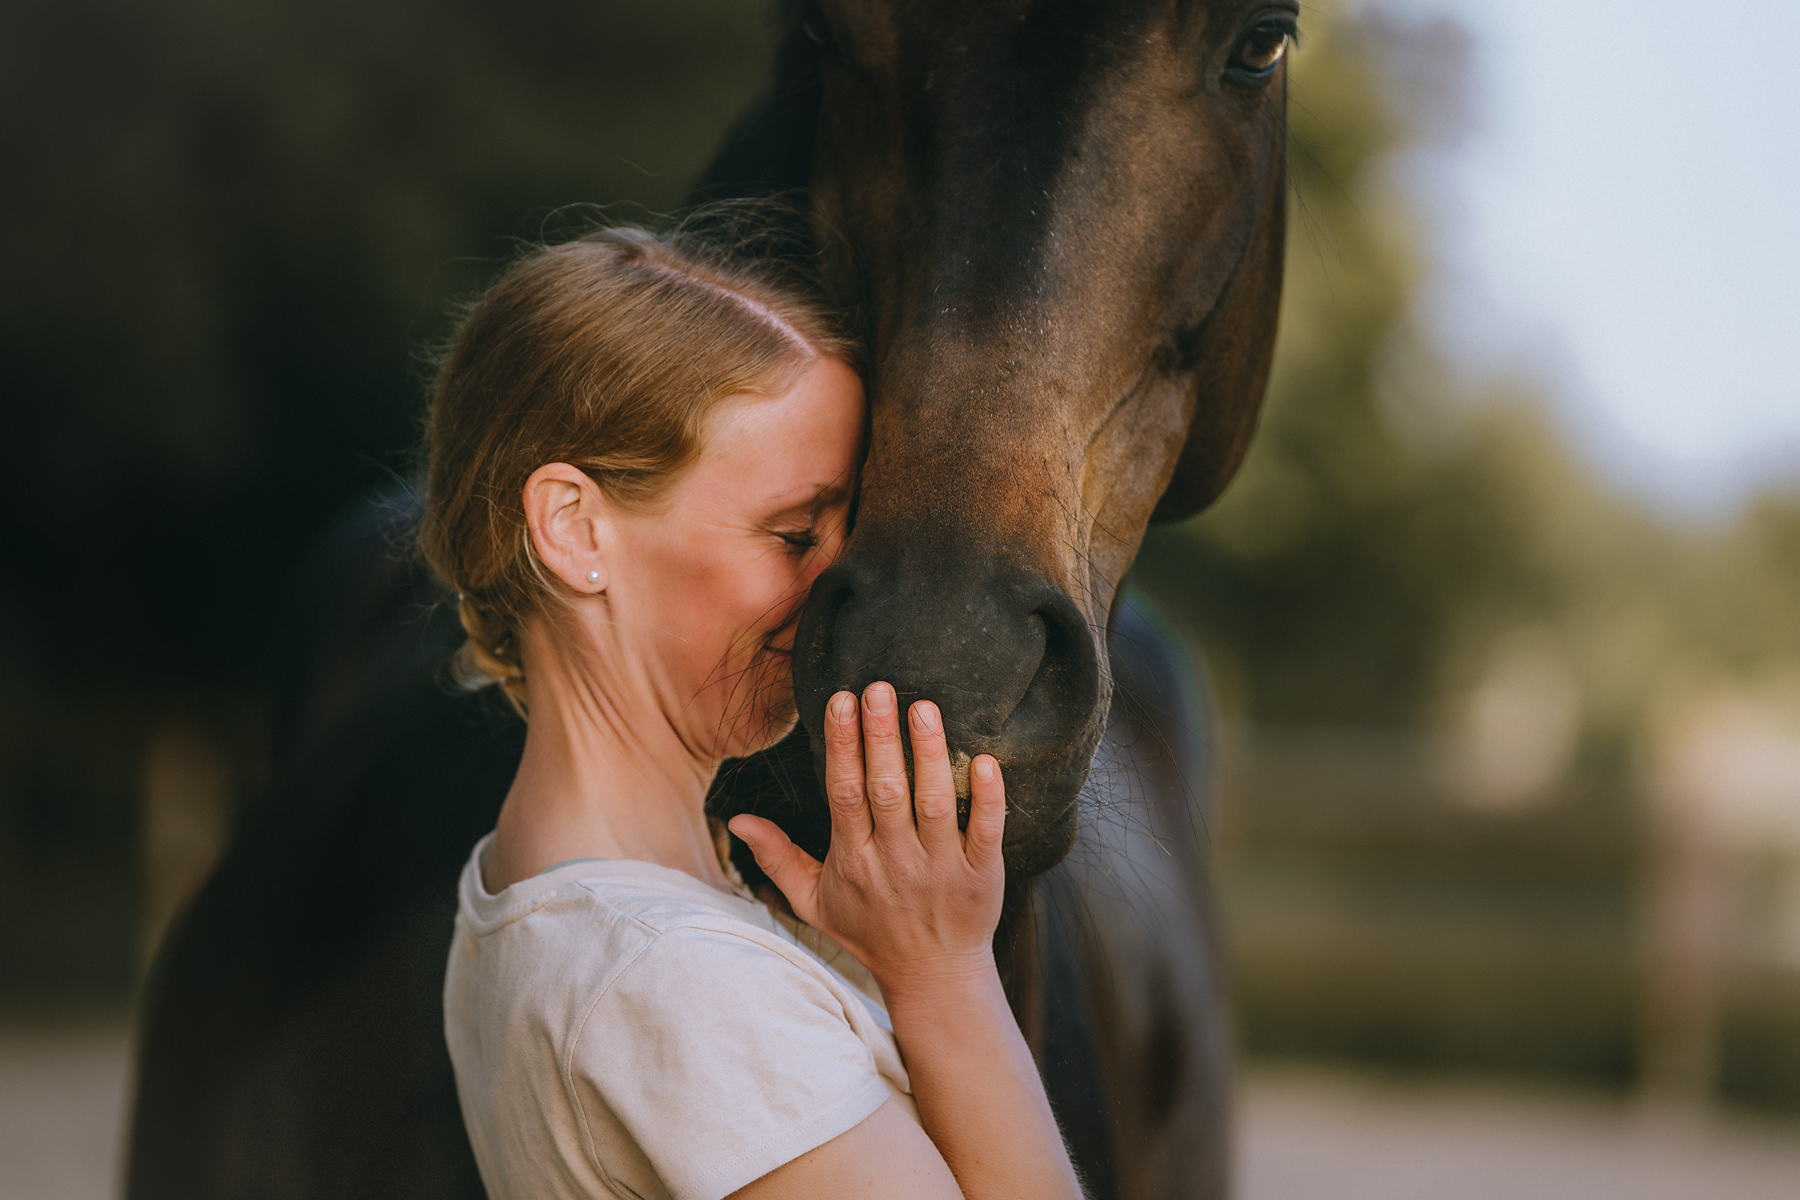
xmin=864 ymin=682 xmax=894 ymax=714
xmin=911 ymin=701 xmax=939 ymax=734
xmin=973 ymin=755 xmax=996 ymax=782
xmin=829 ymin=691 xmax=855 ymax=721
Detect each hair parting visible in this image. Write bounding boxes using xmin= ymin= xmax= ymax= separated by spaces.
xmin=418 ymin=206 xmax=862 ymax=716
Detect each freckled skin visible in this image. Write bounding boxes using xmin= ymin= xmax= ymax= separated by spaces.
xmin=597 ymin=357 xmax=864 ymax=762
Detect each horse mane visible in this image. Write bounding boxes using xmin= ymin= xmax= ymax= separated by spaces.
xmin=683 ymin=1 xmax=825 ymax=209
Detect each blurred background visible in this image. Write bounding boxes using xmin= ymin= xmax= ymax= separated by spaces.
xmin=2 ymin=0 xmax=1798 ymax=1196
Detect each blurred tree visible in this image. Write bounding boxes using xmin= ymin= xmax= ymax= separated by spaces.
xmin=1130 ymin=11 xmax=1784 ymax=755
xmin=0 ymin=0 xmax=776 ymax=1002
xmin=1132 ymin=10 xmax=1800 ymax=1104
xmin=0 ymin=0 xmax=775 ymax=690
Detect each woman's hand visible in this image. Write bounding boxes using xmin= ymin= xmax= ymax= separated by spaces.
xmin=727 ymin=682 xmax=1006 ymax=993
xmin=731 ymin=684 xmax=1081 ymax=1200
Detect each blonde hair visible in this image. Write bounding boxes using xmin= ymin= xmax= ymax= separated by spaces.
xmin=418 ymin=221 xmax=859 ymax=714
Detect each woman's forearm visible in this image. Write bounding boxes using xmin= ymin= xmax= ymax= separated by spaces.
xmin=880 ymin=957 xmax=1085 ymax=1200
xmin=735 ymin=691 xmax=1072 ymax=1197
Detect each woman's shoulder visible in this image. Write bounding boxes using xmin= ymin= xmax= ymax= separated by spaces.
xmin=450 ymin=841 xmax=843 ymax=1012
xmin=561 ymin=895 xmax=910 ymax=1200
xmin=455 ymin=836 xmax=762 ymax=932
xmin=444 ymin=841 xmax=916 ymax=1200
xmin=560 ymin=869 xmax=868 ymax=1030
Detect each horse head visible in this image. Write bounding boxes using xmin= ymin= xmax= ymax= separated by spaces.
xmin=785 ymin=0 xmax=1292 ymax=874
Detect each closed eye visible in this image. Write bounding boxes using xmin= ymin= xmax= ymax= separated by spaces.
xmin=777 ymin=530 xmax=818 ymax=552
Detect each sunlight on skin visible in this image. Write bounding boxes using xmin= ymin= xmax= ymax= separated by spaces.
xmin=473 ymin=344 xmax=1085 ymax=1199
xmin=482 ymin=355 xmax=863 ymax=895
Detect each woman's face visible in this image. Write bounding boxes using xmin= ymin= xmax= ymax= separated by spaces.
xmin=610 ymin=355 xmax=864 ymax=760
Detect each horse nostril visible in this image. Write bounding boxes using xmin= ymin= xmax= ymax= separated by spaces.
xmin=1002 ymin=588 xmax=1101 ymax=752
xmin=795 ymin=551 xmax=1102 ymax=780
xmin=793 ymin=558 xmax=869 ymax=721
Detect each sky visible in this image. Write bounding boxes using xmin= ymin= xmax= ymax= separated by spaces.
xmin=1366 ymin=0 xmax=1800 ymax=518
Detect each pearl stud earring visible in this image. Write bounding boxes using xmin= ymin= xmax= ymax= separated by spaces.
xmin=586 ymin=571 xmax=600 ymax=584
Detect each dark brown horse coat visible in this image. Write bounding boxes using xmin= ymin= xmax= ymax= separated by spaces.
xmin=128 ymin=1 xmax=1289 ymax=1196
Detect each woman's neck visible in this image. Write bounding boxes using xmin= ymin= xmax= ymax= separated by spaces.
xmin=481 ymin=615 xmax=731 ymax=896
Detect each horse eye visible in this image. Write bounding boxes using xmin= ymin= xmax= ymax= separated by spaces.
xmin=1229 ymin=22 xmax=1292 ymax=79
xmin=799 ymin=2 xmax=841 ymax=54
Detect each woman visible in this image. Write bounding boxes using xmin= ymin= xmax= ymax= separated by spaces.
xmin=422 ymin=224 xmax=1084 ymax=1200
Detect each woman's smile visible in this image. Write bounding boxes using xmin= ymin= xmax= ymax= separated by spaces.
xmin=592 ymin=354 xmax=863 ymax=761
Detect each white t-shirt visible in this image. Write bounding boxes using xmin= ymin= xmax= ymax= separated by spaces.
xmin=444 ymin=833 xmax=916 ymax=1200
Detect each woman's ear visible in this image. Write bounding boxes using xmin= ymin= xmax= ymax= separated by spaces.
xmin=522 ymin=464 xmax=613 ymax=594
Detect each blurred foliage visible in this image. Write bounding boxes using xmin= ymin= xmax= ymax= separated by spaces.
xmin=0 ymin=0 xmax=774 ymax=690
xmin=1129 ymin=8 xmax=1800 ymax=1109
xmin=0 ymin=0 xmax=776 ymax=1006
xmin=1134 ymin=13 xmax=1800 ymax=752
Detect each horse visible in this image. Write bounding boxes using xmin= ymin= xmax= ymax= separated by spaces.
xmin=126 ymin=1 xmax=1290 ymax=1196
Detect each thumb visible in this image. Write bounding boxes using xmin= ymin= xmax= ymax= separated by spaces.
xmin=727 ymin=815 xmax=824 ymax=925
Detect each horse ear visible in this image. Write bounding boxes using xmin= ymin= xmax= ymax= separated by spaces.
xmin=1150 ymin=168 xmax=1287 ymax=524
xmin=683 ymin=12 xmax=823 ymax=206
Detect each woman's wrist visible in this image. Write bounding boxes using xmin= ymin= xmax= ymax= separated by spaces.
xmin=875 ymin=946 xmax=1083 ymax=1200
xmin=869 ymin=948 xmax=1002 ymax=1017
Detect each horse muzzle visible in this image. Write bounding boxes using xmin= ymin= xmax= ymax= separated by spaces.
xmin=794 ymin=544 xmax=1104 ymax=875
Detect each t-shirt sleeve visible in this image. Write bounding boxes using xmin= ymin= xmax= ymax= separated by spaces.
xmin=567 ymin=923 xmax=893 ymax=1200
